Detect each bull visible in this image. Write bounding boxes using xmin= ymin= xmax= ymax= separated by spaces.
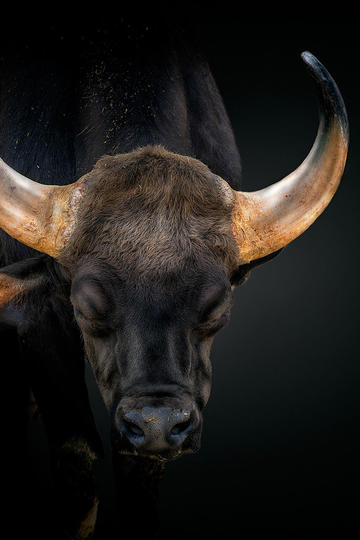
xmin=0 ymin=22 xmax=348 ymax=540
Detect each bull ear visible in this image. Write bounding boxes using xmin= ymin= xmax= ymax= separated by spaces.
xmin=0 ymin=256 xmax=50 ymax=327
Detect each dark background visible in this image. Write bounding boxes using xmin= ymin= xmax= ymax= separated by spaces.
xmin=17 ymin=8 xmax=360 ymax=538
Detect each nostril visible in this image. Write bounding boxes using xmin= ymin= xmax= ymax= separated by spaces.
xmin=122 ymin=419 xmax=145 ymax=439
xmin=170 ymin=418 xmax=193 ymax=437
xmin=118 ymin=406 xmax=199 ymax=455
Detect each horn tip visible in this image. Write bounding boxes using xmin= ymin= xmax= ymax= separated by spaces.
xmin=301 ymin=50 xmax=313 ymax=62
xmin=300 ymin=50 xmax=349 ymax=140
xmin=300 ymin=50 xmax=322 ymax=73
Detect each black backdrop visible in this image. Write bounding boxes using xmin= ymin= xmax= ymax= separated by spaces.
xmin=7 ymin=8 xmax=360 ymax=538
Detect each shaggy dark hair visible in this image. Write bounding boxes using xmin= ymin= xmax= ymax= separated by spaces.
xmin=59 ymin=145 xmax=239 ymax=280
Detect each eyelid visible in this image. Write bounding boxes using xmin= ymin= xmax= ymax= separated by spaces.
xmin=203 ymin=305 xmax=230 ymax=325
xmin=73 ymin=305 xmax=89 ymax=320
xmin=71 ymin=298 xmax=96 ymax=321
xmin=200 ymin=305 xmax=220 ymax=323
xmin=70 ymin=280 xmax=112 ymax=320
xmin=199 ymin=289 xmax=232 ymax=323
xmin=74 ymin=306 xmax=113 ymax=337
xmin=194 ymin=309 xmax=230 ymax=338
xmin=74 ymin=304 xmax=112 ymax=326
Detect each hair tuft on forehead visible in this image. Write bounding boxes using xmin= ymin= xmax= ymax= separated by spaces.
xmin=59 ymin=145 xmax=239 ymax=277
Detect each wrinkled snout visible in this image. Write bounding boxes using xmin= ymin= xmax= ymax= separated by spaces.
xmin=117 ymin=406 xmax=201 ymax=459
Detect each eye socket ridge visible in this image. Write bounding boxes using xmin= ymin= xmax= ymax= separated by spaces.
xmin=197 ymin=285 xmax=232 ymax=325
xmin=194 ymin=293 xmax=232 ymax=337
xmin=70 ymin=277 xmax=114 ymax=322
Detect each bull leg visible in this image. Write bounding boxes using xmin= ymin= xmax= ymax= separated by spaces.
xmin=111 ymin=451 xmax=165 ymax=539
xmin=51 ymin=437 xmax=100 ymax=540
xmin=0 ymin=324 xmax=32 ymax=538
xmin=26 ymin=387 xmax=99 ymax=539
xmin=26 ymin=401 xmax=102 ymax=540
xmin=27 ymin=391 xmax=102 ymax=540
xmin=18 ymin=300 xmax=103 ymax=540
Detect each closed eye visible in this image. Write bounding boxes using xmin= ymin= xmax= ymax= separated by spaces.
xmin=194 ymin=307 xmax=231 ymax=337
xmin=198 ymin=285 xmax=232 ymax=323
xmin=73 ymin=308 xmax=114 ymax=337
xmin=72 ymin=303 xmax=114 ymax=337
xmin=73 ymin=306 xmax=88 ymax=320
xmin=70 ymin=275 xmax=114 ymax=321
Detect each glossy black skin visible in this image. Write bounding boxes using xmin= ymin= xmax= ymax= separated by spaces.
xmin=0 ymin=16 xmax=254 ymax=539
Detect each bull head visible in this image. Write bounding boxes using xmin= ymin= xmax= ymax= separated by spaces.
xmin=0 ymin=53 xmax=348 ymax=265
xmin=0 ymin=52 xmax=348 ymax=459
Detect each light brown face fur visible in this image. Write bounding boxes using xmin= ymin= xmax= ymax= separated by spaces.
xmin=59 ymin=145 xmax=239 ymax=280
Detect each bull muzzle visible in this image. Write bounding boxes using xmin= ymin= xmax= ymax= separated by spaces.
xmin=115 ymin=404 xmax=202 ymax=460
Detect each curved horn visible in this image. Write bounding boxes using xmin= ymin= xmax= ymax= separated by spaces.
xmin=231 ymin=51 xmax=349 ymax=264
xmin=0 ymin=160 xmax=88 ymax=257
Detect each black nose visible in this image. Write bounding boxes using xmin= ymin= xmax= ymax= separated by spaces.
xmin=119 ymin=407 xmax=195 ymax=455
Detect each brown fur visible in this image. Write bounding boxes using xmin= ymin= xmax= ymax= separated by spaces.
xmin=59 ymin=145 xmax=239 ymax=279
